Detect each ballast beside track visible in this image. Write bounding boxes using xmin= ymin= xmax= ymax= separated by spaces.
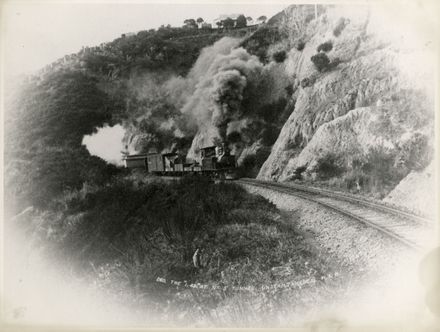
xmin=237 ymin=178 xmax=435 ymax=251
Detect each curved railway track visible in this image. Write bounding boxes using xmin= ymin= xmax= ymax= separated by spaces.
xmin=237 ymin=178 xmax=435 ymax=251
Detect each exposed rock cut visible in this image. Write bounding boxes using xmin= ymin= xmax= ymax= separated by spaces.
xmin=383 ymin=161 xmax=437 ymax=218
xmin=258 ymin=5 xmax=434 ymax=182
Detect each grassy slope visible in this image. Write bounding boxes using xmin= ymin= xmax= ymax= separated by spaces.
xmin=13 ymin=176 xmax=338 ymax=325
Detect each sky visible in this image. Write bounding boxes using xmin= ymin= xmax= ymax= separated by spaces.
xmin=1 ymin=1 xmax=288 ymax=77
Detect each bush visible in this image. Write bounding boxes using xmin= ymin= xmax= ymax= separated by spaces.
xmin=325 ymin=147 xmax=409 ymax=198
xmin=397 ymin=133 xmax=433 ymax=171
xmin=300 ymin=76 xmax=316 ymax=88
xmin=240 ymin=26 xmax=283 ymax=62
xmin=327 ymin=168 xmax=368 ymax=193
xmin=236 ymin=14 xmax=247 ymax=28
xmin=315 ymin=153 xmax=344 ymax=179
xmin=5 ymin=145 xmax=121 ymax=211
xmin=272 ymin=50 xmax=287 ymax=63
xmin=289 ymin=165 xmax=307 ymax=180
xmin=43 ymin=177 xmax=279 ymax=261
xmin=317 ymin=41 xmax=333 ymax=53
xmin=311 ymin=53 xmax=331 ymax=72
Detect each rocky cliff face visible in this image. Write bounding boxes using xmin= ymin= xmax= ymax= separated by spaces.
xmin=383 ymin=161 xmax=436 ymax=218
xmin=257 ymin=5 xmax=435 ymax=187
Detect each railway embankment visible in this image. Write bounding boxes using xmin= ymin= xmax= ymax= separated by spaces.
xmin=239 ymin=182 xmax=415 ymax=276
xmin=239 ymin=180 xmax=431 ymax=323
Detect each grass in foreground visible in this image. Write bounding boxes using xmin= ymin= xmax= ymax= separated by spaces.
xmin=14 ymin=175 xmax=342 ymax=326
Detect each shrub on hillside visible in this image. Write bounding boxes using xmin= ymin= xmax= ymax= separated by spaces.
xmin=82 ymin=27 xmax=222 ymax=76
xmin=315 ymin=153 xmax=344 ymax=179
xmin=5 ymin=146 xmax=120 ymax=211
xmin=300 ymin=75 xmax=317 ymax=88
xmin=8 ymin=70 xmax=113 ymax=148
xmin=236 ymin=14 xmax=247 ymax=29
xmin=272 ymin=50 xmax=287 ymax=63
xmin=397 ymin=133 xmax=433 ymax=171
xmin=45 ymin=176 xmax=279 ymax=262
xmin=311 ymin=53 xmax=331 ymax=72
xmin=240 ymin=26 xmax=283 ymax=62
xmin=317 ymin=41 xmax=333 ymax=53
xmin=325 ymin=147 xmax=409 ymax=198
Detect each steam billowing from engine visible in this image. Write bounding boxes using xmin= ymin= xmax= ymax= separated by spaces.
xmin=181 ymin=44 xmax=263 ymax=143
xmin=121 ymin=36 xmax=290 ymax=161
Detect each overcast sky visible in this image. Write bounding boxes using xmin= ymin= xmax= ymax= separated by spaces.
xmin=2 ymin=1 xmax=288 ymax=77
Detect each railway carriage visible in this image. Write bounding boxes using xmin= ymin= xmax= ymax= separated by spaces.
xmin=122 ymin=154 xmax=148 ymax=169
xmin=146 ymin=153 xmax=164 ymax=173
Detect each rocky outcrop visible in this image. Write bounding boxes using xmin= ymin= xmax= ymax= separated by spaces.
xmin=384 ymin=161 xmax=436 ymax=218
xmin=258 ymin=5 xmax=434 ymax=181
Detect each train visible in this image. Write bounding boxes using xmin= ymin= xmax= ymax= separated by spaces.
xmin=122 ymin=143 xmax=237 ymax=179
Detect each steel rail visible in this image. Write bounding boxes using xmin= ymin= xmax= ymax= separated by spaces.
xmin=239 ymin=178 xmax=432 ymax=224
xmin=237 ymin=179 xmax=423 ymax=251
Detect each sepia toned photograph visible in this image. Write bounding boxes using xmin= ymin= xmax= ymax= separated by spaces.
xmin=1 ymin=0 xmax=439 ymax=330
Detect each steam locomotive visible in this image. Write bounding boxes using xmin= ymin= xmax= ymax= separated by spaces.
xmin=122 ymin=143 xmax=237 ymax=178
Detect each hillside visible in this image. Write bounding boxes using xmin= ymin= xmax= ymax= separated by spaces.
xmin=4 ymin=24 xmax=255 ymax=214
xmin=5 ymin=4 xmax=435 ymax=211
xmin=256 ymin=5 xmax=435 ymax=200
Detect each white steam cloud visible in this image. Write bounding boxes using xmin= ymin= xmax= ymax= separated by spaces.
xmin=82 ymin=124 xmax=126 ymax=165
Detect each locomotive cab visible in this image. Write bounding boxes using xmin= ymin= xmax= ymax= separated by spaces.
xmin=200 ymin=143 xmax=236 ymax=174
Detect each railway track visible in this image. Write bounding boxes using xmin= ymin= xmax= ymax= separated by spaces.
xmin=237 ymin=178 xmax=435 ymax=251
